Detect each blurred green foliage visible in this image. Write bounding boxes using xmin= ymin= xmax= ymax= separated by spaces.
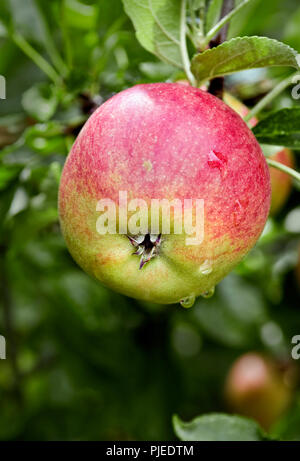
xmin=0 ymin=0 xmax=300 ymax=441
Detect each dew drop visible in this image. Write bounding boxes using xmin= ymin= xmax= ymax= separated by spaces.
xmin=207 ymin=150 xmax=227 ymax=170
xmin=180 ymin=294 xmax=196 ymax=309
xmin=199 ymin=259 xmax=213 ymax=275
xmin=200 ymin=286 xmax=215 ymax=299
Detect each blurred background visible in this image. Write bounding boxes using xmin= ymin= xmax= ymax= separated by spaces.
xmin=0 ymin=0 xmax=300 ymax=441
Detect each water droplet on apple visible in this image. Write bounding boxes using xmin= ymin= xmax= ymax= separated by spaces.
xmin=180 ymin=294 xmax=195 ymax=308
xmin=199 ymin=259 xmax=213 ymax=275
xmin=201 ymin=286 xmax=215 ymax=298
xmin=207 ymin=150 xmax=227 ymax=170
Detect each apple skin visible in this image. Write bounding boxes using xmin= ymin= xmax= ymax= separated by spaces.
xmin=225 ymin=353 xmax=292 ymax=430
xmin=222 ymin=92 xmax=294 ymax=216
xmin=59 ymin=83 xmax=270 ymax=304
xmin=175 ymin=81 xmax=258 ymax=128
xmin=179 ymin=85 xmax=294 ymax=216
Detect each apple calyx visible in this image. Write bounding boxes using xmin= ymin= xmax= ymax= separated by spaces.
xmin=127 ymin=233 xmax=162 ymax=269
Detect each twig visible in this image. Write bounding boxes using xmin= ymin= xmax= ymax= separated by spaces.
xmin=205 ymin=0 xmax=255 ymax=45
xmin=12 ymin=33 xmax=62 ymax=85
xmin=244 ymin=72 xmax=298 ymax=123
xmin=266 ymin=158 xmax=300 ymax=183
xmin=208 ymin=0 xmax=234 ymax=99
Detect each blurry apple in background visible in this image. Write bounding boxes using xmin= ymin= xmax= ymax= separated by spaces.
xmin=222 ymin=92 xmax=258 ymax=128
xmin=224 ymin=353 xmax=293 ymax=430
xmin=268 ymin=148 xmax=294 ymax=215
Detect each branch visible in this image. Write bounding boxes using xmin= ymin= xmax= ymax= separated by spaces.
xmin=205 ymin=0 xmax=255 ymax=44
xmin=208 ymin=0 xmax=234 ymax=99
xmin=266 ymin=158 xmax=300 ymax=183
xmin=244 ymin=72 xmax=298 ymax=124
xmin=12 ymin=33 xmax=62 ymax=85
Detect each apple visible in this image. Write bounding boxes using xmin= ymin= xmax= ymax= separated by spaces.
xmin=223 ymin=92 xmax=258 ymax=128
xmin=176 ymin=83 xmax=294 ymax=216
xmin=222 ymin=93 xmax=294 ymax=216
xmin=268 ymin=148 xmax=294 ymax=215
xmin=175 ymin=81 xmax=258 ymax=127
xmin=225 ymin=353 xmax=292 ymax=430
xmin=58 ymin=83 xmax=270 ymax=305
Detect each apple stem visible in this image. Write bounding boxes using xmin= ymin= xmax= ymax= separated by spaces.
xmin=244 ymin=71 xmax=299 ymax=125
xmin=266 ymin=158 xmax=300 ymax=183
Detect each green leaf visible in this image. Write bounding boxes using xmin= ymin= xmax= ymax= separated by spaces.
xmin=0 ymin=165 xmax=20 ymax=191
xmin=191 ymin=36 xmax=299 ymax=83
xmin=205 ymin=0 xmax=258 ymax=43
xmin=192 ymin=274 xmax=267 ymax=348
xmin=219 ymin=274 xmax=266 ymax=325
xmin=64 ymin=0 xmax=98 ymax=30
xmin=270 ymin=401 xmax=300 ymax=441
xmin=191 ymin=0 xmax=204 ymax=9
xmin=25 ymin=121 xmax=64 ymax=138
xmin=9 ymin=0 xmax=48 ymax=43
xmin=122 ymin=0 xmax=183 ymax=68
xmin=0 ymin=19 xmax=8 ymax=37
xmin=24 ymin=122 xmax=66 ymax=155
xmin=205 ymin=0 xmax=222 ymax=34
xmin=22 ymin=83 xmax=59 ymax=122
xmin=0 ymin=179 xmax=18 ymax=236
xmin=283 ymin=5 xmax=300 ymax=52
xmin=139 ymin=61 xmax=176 ymax=79
xmin=173 ymin=414 xmax=268 ymax=441
xmin=252 ymin=108 xmax=300 ymax=149
xmin=9 ymin=0 xmax=67 ymax=75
